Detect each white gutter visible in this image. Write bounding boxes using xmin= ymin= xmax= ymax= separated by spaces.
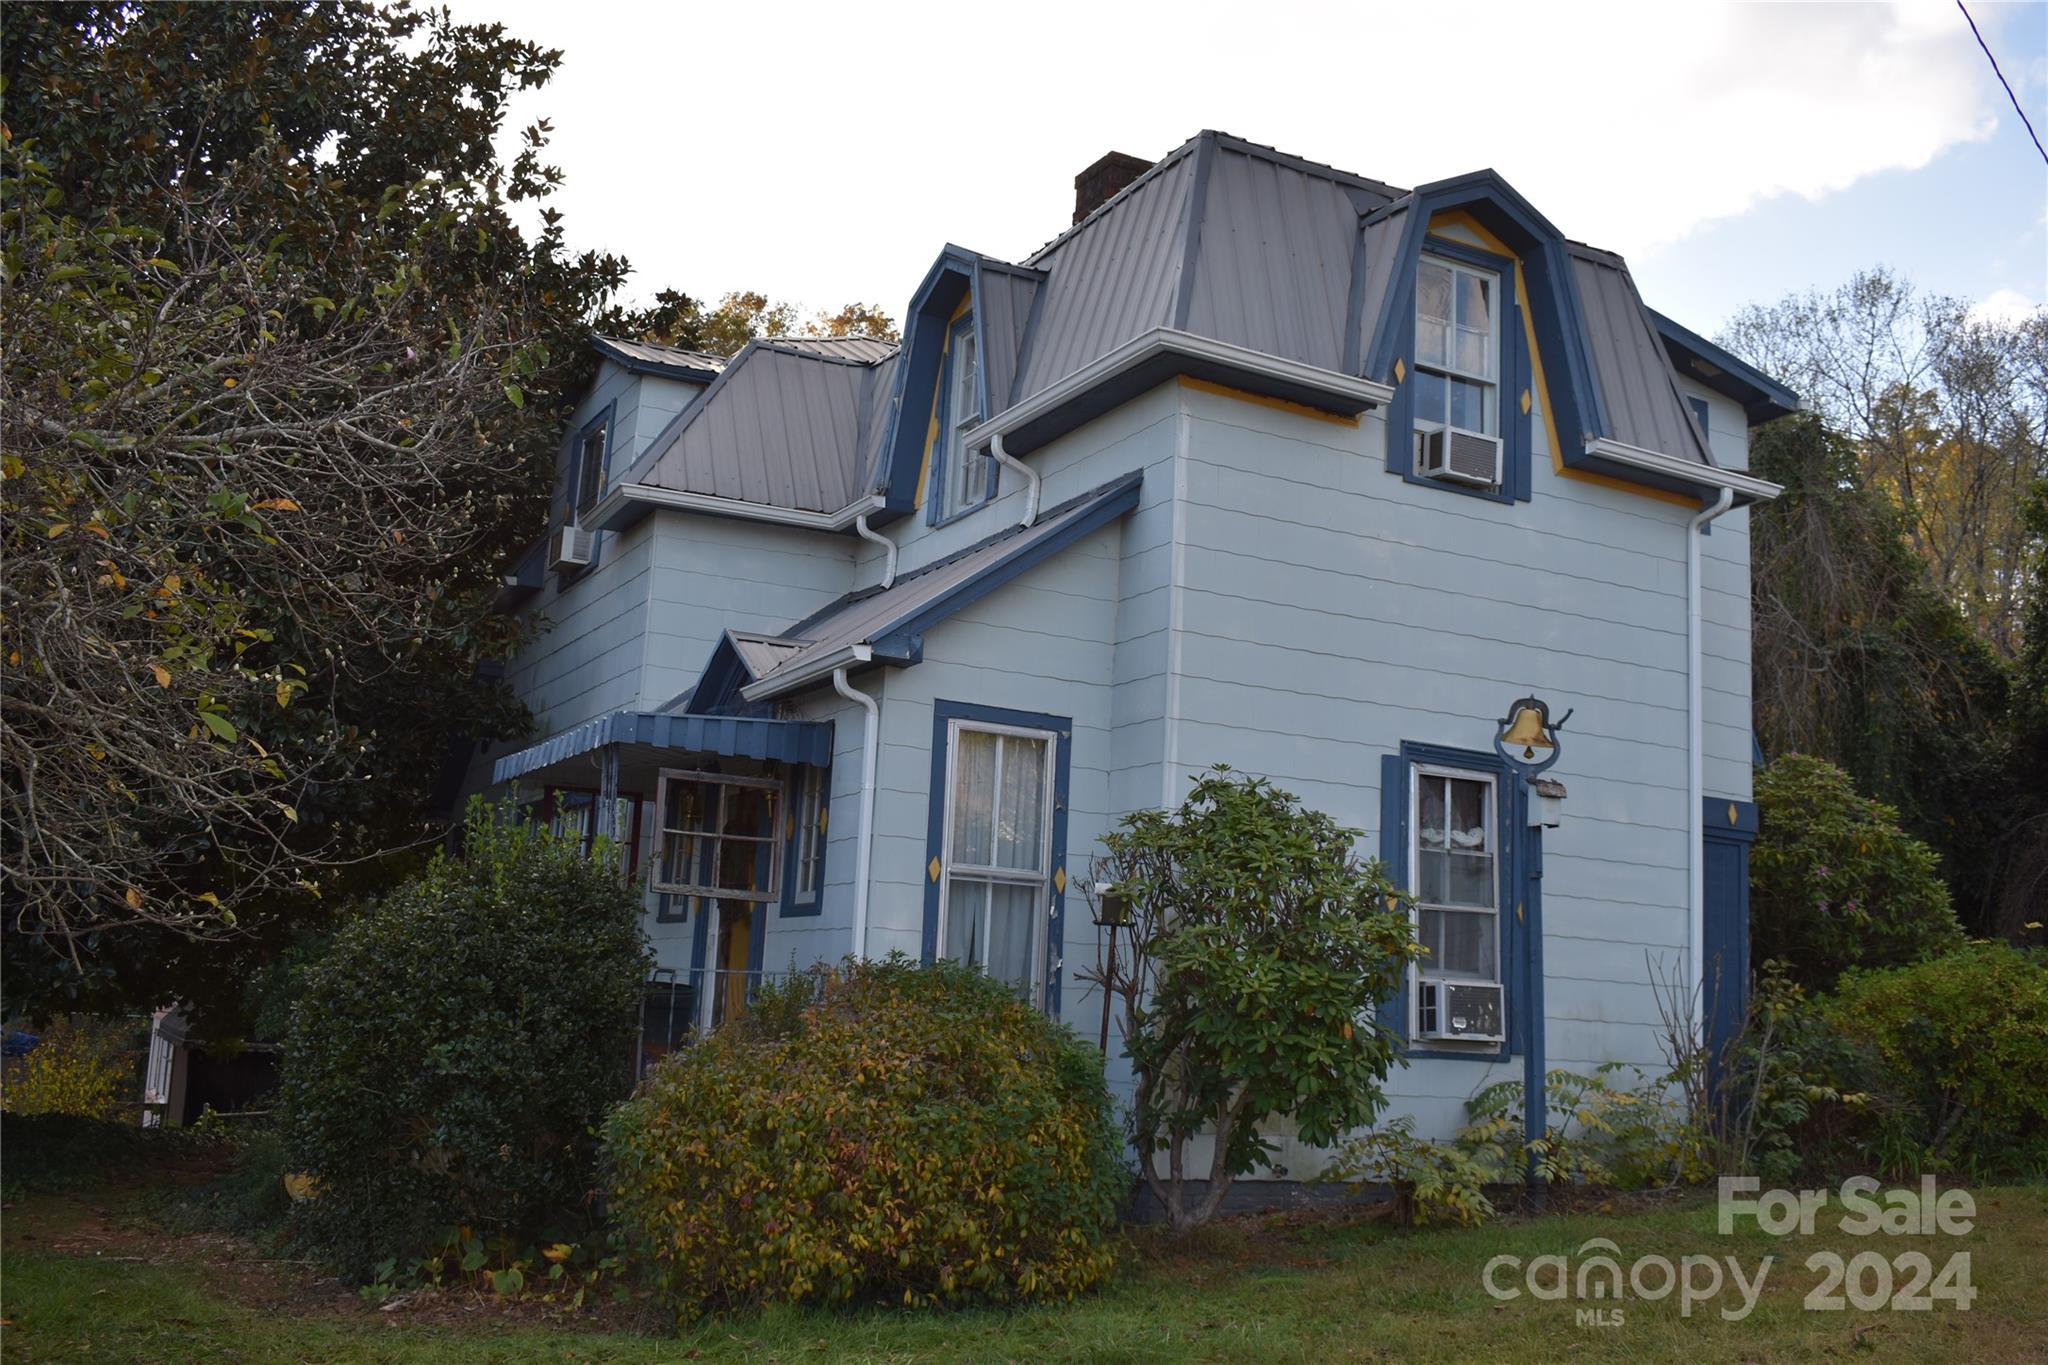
xmin=1686 ymin=485 xmax=1735 ymax=1030
xmin=990 ymin=432 xmax=1040 ymax=528
xmin=739 ymin=642 xmax=872 ymax=704
xmin=853 ymin=512 xmax=898 ymax=589
xmin=1583 ymin=437 xmax=1782 ymax=504
xmin=831 ymin=664 xmax=881 ymax=962
xmin=961 ymin=327 xmax=1395 ymax=456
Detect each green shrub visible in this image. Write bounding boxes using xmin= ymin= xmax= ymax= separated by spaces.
xmin=1089 ymin=767 xmax=1418 ymax=1233
xmin=280 ymin=800 xmax=650 ymax=1280
xmin=1751 ymin=754 xmax=1962 ymax=988
xmin=1823 ymin=943 xmax=2048 ymax=1179
xmin=603 ymin=956 xmax=1125 ymax=1323
xmin=1470 ymin=1065 xmax=1712 ymax=1191
xmin=1710 ymin=962 xmax=1910 ymax=1186
xmin=1323 ymin=1065 xmax=1708 ymax=1225
xmin=1320 ymin=1114 xmax=1504 ymax=1227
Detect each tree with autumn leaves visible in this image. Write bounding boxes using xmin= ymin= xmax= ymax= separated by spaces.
xmin=0 ymin=3 xmax=889 ymax=1018
xmin=1726 ymin=272 xmax=2047 ymax=940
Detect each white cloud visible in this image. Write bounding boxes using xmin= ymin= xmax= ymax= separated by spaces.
xmin=447 ymin=0 xmax=2007 ymax=312
xmin=1969 ymin=288 xmax=2044 ymax=326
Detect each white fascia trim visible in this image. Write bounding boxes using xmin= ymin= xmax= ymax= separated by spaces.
xmin=590 ymin=484 xmax=883 ymax=533
xmin=1583 ymin=437 xmax=1782 ymax=503
xmin=961 ymin=327 xmax=1395 ymax=449
xmin=739 ymin=643 xmax=874 ymax=704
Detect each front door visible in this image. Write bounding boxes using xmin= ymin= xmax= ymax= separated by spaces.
xmin=714 ymin=902 xmax=752 ymax=1028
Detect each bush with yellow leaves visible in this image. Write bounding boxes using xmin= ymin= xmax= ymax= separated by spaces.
xmin=603 ymin=956 xmax=1125 ymax=1322
xmin=1 ymin=1015 xmax=138 ymax=1120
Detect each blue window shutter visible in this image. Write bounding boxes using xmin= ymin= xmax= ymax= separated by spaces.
xmin=1378 ymin=754 xmax=1408 ymax=884
xmin=778 ymin=761 xmax=832 ymax=918
xmin=922 ymin=709 xmax=950 ymax=962
xmin=1377 ymin=754 xmax=1408 ymax=1039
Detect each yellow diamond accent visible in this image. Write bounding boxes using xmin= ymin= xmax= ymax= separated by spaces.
xmin=1392 ymin=357 xmax=1405 ymax=384
xmin=1728 ymin=803 xmax=1739 ymax=826
xmin=1520 ymin=388 xmax=1532 ymax=415
xmin=928 ymin=856 xmax=942 ymax=883
xmin=1053 ymin=867 xmax=1067 ymax=894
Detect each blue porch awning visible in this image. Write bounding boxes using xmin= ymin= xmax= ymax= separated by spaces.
xmin=491 ymin=709 xmax=833 ymax=786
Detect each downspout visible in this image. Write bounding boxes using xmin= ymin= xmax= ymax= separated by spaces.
xmin=990 ymin=432 xmax=1041 ymax=528
xmin=832 ymin=662 xmax=881 ymax=962
xmin=1522 ymin=791 xmax=1547 ymax=1209
xmin=853 ymin=512 xmax=897 ymax=590
xmin=1687 ymin=486 xmax=1735 ymax=1031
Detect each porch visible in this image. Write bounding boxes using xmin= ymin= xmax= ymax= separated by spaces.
xmin=488 ymin=707 xmax=836 ymax=1073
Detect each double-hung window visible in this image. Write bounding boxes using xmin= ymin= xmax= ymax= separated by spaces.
xmin=787 ymin=767 xmax=825 ymax=909
xmin=573 ymin=416 xmax=609 ymax=523
xmin=1410 ymin=765 xmax=1503 ymax=1039
xmin=1412 ymin=256 xmax=1501 ymax=487
xmin=934 ymin=314 xmax=989 ymax=521
xmin=937 ymin=719 xmax=1054 ymax=1000
xmin=650 ymin=770 xmax=781 ymax=902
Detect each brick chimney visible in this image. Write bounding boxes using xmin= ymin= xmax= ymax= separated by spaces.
xmin=1072 ymin=150 xmax=1153 ymax=224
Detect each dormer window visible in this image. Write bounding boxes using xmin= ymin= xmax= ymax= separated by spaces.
xmin=932 ymin=313 xmax=990 ymax=523
xmin=1412 ymin=256 xmax=1502 ymax=489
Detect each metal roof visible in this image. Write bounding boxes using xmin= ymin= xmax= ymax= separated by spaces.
xmin=755 ymin=335 xmax=898 ymax=364
xmin=978 ymin=261 xmax=1042 ymax=412
xmin=592 ymin=130 xmax=1789 ymax=525
xmin=490 ymin=709 xmax=833 ymax=785
xmin=592 ymin=335 xmax=727 ymax=382
xmin=617 ymin=339 xmax=894 ymax=513
xmin=1571 ymin=247 xmax=1712 ymax=466
xmin=1349 ymin=203 xmax=1410 ymax=374
xmin=735 ymin=471 xmax=1144 ymax=700
xmin=856 ymin=352 xmax=900 ymax=489
xmin=1180 ymin=138 xmax=1382 ymax=373
xmin=1012 ymin=147 xmax=1196 ymax=402
xmin=725 ymin=630 xmax=805 ymax=678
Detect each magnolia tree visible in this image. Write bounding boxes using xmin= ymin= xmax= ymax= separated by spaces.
xmin=0 ymin=3 xmax=643 ymax=990
xmin=1085 ymin=767 xmax=1418 ymax=1234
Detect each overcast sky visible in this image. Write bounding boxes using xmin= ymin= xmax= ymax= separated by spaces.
xmin=452 ymin=0 xmax=2047 ymax=339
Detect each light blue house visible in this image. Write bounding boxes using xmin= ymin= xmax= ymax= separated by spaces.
xmin=468 ymin=133 xmax=1797 ymax=1168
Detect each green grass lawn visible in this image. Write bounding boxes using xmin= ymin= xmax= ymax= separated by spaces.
xmin=5 ymin=1180 xmax=2045 ymax=1363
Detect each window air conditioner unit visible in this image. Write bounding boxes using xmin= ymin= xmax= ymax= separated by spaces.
xmin=1417 ymin=978 xmax=1506 ymax=1042
xmin=1419 ymin=427 xmax=1503 ymax=487
xmin=548 ymin=524 xmax=594 ymax=571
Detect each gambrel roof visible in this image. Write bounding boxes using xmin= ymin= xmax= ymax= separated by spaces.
xmin=611 ymin=339 xmax=899 ymax=515
xmin=589 ymin=130 xmax=1797 ymax=536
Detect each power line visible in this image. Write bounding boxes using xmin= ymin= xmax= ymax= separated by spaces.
xmin=1958 ymin=0 xmax=2047 ymax=166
